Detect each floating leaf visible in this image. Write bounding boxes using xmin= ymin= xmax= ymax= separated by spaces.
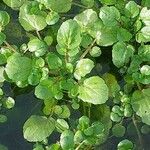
xmin=131 ymin=88 xmax=150 ymax=125
xmin=78 ymin=76 xmax=108 ymax=104
xmin=23 ymin=115 xmax=55 ymax=142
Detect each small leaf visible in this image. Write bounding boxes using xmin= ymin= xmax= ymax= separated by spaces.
xmin=78 ymin=76 xmax=108 ymax=104
xmin=74 ymin=58 xmax=94 ymax=80
xmin=46 ymin=53 xmax=62 ymax=70
xmin=23 ymin=115 xmax=55 ymax=142
xmin=0 ymin=11 xmax=10 ymax=27
xmin=60 ymin=130 xmax=74 ymax=150
xmin=112 ymin=124 xmax=126 ymax=137
xmin=46 ymin=11 xmax=59 ymax=25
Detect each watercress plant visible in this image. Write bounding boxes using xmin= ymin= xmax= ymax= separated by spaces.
xmin=0 ymin=0 xmax=150 ymax=150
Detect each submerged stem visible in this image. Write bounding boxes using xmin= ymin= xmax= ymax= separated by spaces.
xmin=4 ymin=41 xmax=16 ymax=52
xmin=132 ymin=115 xmax=144 ymax=150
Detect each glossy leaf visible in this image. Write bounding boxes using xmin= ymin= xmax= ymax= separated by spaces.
xmin=23 ymin=115 xmax=55 ymax=142
xmin=74 ymin=58 xmax=94 ymax=80
xmin=78 ymin=76 xmax=108 ymax=104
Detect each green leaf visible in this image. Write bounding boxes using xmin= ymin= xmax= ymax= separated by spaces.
xmin=112 ymin=42 xmax=134 ymax=68
xmin=35 ymin=78 xmax=60 ymax=100
xmin=138 ymin=45 xmax=150 ymax=61
xmin=95 ymin=26 xmax=118 ymax=46
xmin=0 ymin=114 xmax=7 ymax=123
xmin=117 ymin=27 xmax=132 ymax=42
xmin=142 ymin=0 xmax=150 ymax=7
xmin=23 ymin=115 xmax=55 ymax=142
xmin=131 ymin=88 xmax=150 ymax=125
xmin=19 ymin=2 xmax=47 ymax=31
xmin=74 ymin=9 xmax=98 ymax=32
xmin=90 ymin=46 xmax=101 ymax=57
xmin=0 ymin=11 xmax=10 ymax=27
xmin=0 ymin=54 xmax=7 ymax=65
xmin=28 ymin=69 xmax=42 ymax=86
xmin=0 ymin=144 xmax=8 ymax=150
xmin=99 ymin=0 xmax=116 ymax=5
xmin=112 ymin=124 xmax=126 ymax=137
xmin=78 ymin=76 xmax=108 ymax=104
xmin=3 ymin=0 xmax=27 ymax=9
xmin=141 ymin=125 xmax=150 ymax=134
xmin=28 ymin=39 xmax=48 ymax=57
xmin=81 ymin=0 xmax=94 ymax=7
xmin=136 ymin=26 xmax=150 ymax=43
xmin=46 ymin=53 xmax=62 ymax=70
xmin=5 ymin=53 xmax=32 ymax=82
xmin=103 ymin=73 xmax=120 ymax=97
xmin=43 ymin=0 xmax=72 ymax=13
xmin=74 ymin=58 xmax=94 ymax=80
xmin=140 ymin=65 xmax=150 ymax=76
xmin=125 ymin=1 xmax=140 ymax=18
xmin=140 ymin=7 xmax=150 ymax=26
xmin=46 ymin=11 xmax=59 ymax=25
xmin=4 ymin=97 xmax=15 ymax=109
xmin=117 ymin=139 xmax=134 ymax=150
xmin=99 ymin=6 xmax=120 ymax=27
xmin=57 ymin=19 xmax=81 ymax=51
xmin=60 ymin=130 xmax=74 ymax=150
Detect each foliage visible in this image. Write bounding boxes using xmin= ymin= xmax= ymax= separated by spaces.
xmin=0 ymin=0 xmax=150 ymax=150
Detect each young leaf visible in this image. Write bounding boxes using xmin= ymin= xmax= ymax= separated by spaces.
xmin=46 ymin=11 xmax=59 ymax=25
xmin=112 ymin=124 xmax=126 ymax=137
xmin=78 ymin=76 xmax=108 ymax=104
xmin=28 ymin=39 xmax=48 ymax=57
xmin=0 ymin=11 xmax=10 ymax=27
xmin=23 ymin=115 xmax=55 ymax=142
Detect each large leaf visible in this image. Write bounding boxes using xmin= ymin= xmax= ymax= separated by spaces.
xmin=99 ymin=6 xmax=120 ymax=27
xmin=78 ymin=76 xmax=108 ymax=104
xmin=131 ymin=88 xmax=150 ymax=125
xmin=5 ymin=53 xmax=32 ymax=82
xmin=3 ymin=0 xmax=27 ymax=9
xmin=74 ymin=59 xmax=94 ymax=80
xmin=140 ymin=7 xmax=150 ymax=26
xmin=112 ymin=42 xmax=134 ymax=68
xmin=57 ymin=19 xmax=81 ymax=51
xmin=74 ymin=9 xmax=98 ymax=32
xmin=43 ymin=0 xmax=72 ymax=13
xmin=19 ymin=2 xmax=47 ymax=31
xmin=23 ymin=115 xmax=55 ymax=142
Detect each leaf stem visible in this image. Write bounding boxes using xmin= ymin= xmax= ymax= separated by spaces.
xmin=4 ymin=41 xmax=16 ymax=52
xmin=72 ymin=2 xmax=88 ymax=9
xmin=36 ymin=30 xmax=42 ymax=40
xmin=132 ymin=115 xmax=144 ymax=149
xmin=80 ymin=39 xmax=96 ymax=60
xmin=75 ymin=141 xmax=85 ymax=150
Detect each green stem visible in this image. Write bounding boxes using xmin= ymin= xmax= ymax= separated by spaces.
xmin=132 ymin=115 xmax=144 ymax=149
xmin=80 ymin=39 xmax=96 ymax=60
xmin=72 ymin=2 xmax=88 ymax=9
xmin=4 ymin=41 xmax=16 ymax=52
xmin=36 ymin=30 xmax=42 ymax=40
xmin=75 ymin=141 xmax=85 ymax=150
